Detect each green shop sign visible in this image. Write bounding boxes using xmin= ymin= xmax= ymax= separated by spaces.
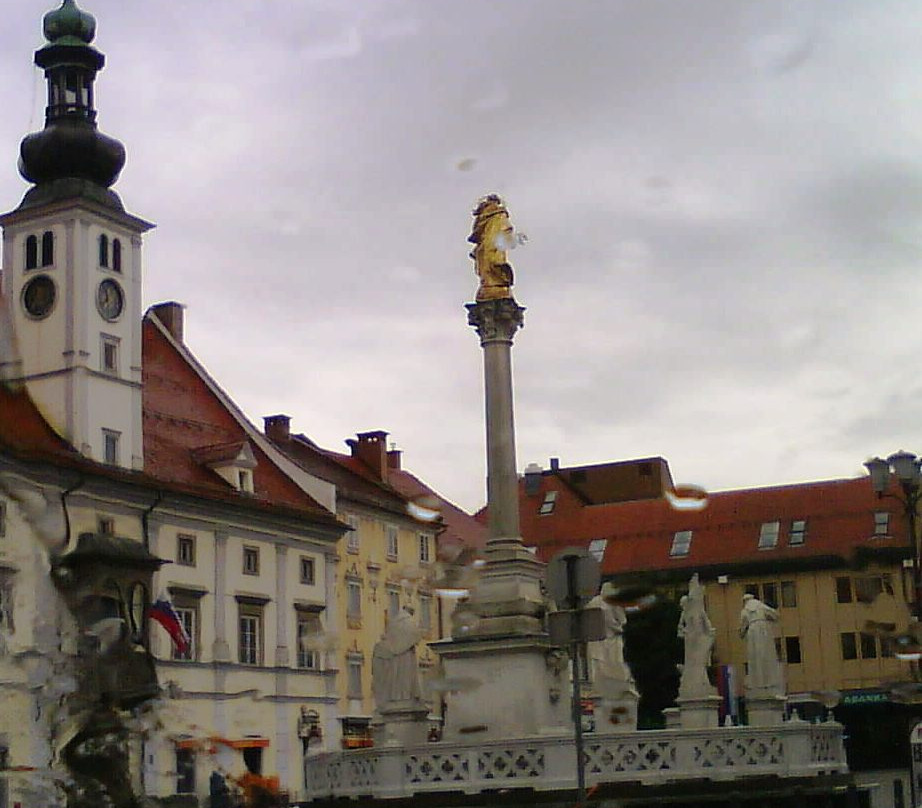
xmin=840 ymin=690 xmax=889 ymax=706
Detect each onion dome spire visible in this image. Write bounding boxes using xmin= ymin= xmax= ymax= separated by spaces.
xmin=16 ymin=0 xmax=127 ymax=211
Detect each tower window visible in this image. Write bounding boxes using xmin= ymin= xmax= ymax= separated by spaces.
xmin=99 ymin=234 xmax=109 ymax=267
xmin=101 ymin=334 xmax=119 ymax=374
xmin=112 ymin=239 xmax=122 ymax=272
xmin=41 ymin=231 xmax=53 ymax=267
xmin=102 ymin=429 xmax=120 ymax=465
xmin=25 ymin=235 xmax=38 ymax=270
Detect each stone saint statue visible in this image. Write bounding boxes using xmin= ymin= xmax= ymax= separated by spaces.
xmin=372 ymin=606 xmax=424 ymax=710
xmin=586 ymin=582 xmax=636 ymax=698
xmin=468 ymin=194 xmax=516 ymax=302
xmin=739 ymin=593 xmax=783 ymax=694
xmin=677 ymin=574 xmax=716 ymax=698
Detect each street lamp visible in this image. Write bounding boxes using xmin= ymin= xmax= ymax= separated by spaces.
xmin=865 ymin=452 xmax=922 ymax=619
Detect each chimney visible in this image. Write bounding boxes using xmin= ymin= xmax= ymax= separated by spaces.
xmin=524 ymin=463 xmax=543 ymax=496
xmin=264 ymin=414 xmax=291 ymax=443
xmin=347 ymin=431 xmax=389 ymax=482
xmin=549 ymin=457 xmax=560 ymax=472
xmin=150 ymin=301 xmax=185 ymax=343
xmin=387 ymin=447 xmax=402 ymax=470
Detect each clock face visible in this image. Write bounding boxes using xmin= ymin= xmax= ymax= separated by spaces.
xmin=96 ymin=279 xmax=124 ymax=321
xmin=22 ymin=275 xmax=56 ymax=319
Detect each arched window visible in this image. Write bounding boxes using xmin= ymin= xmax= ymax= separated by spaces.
xmin=25 ymin=235 xmax=38 ymax=270
xmin=112 ymin=238 xmax=122 ymax=272
xmin=98 ymin=234 xmax=109 ymax=267
xmin=41 ymin=231 xmax=54 ymax=267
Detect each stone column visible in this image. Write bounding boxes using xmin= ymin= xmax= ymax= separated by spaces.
xmin=275 ymin=544 xmax=289 ymax=666
xmin=464 ymin=298 xmax=545 ymax=637
xmin=212 ymin=530 xmax=231 ymax=662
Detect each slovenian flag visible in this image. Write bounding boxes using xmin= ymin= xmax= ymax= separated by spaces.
xmin=149 ymin=593 xmax=190 ymax=654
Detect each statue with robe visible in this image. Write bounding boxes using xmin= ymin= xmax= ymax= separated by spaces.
xmin=468 ymin=194 xmax=516 ymax=301
xmin=585 ymin=582 xmax=636 ymax=698
xmin=739 ymin=593 xmax=783 ymax=695
xmin=372 ymin=606 xmax=424 ymax=710
xmin=677 ymin=574 xmax=716 ymax=698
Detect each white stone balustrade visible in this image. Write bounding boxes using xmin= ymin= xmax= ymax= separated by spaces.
xmin=302 ymin=721 xmax=846 ymax=800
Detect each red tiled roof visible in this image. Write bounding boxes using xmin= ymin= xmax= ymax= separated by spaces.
xmin=0 ymin=383 xmax=79 ymax=460
xmin=386 ymin=466 xmax=487 ymax=557
xmin=270 ymin=434 xmax=487 ymax=558
xmin=519 ymin=470 xmax=908 ymax=577
xmin=142 ymin=317 xmax=333 ymax=518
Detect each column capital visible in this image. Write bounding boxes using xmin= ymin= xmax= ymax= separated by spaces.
xmin=466 ymin=298 xmax=525 ymax=345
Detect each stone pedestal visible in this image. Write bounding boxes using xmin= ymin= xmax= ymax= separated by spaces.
xmin=373 ymin=703 xmax=430 ymax=747
xmin=589 ymin=691 xmax=639 ymax=733
xmin=677 ymin=694 xmax=722 ymax=729
xmin=663 ymin=707 xmax=681 ymax=728
xmin=431 ymin=635 xmax=570 ymax=741
xmin=745 ymin=692 xmax=787 ymax=726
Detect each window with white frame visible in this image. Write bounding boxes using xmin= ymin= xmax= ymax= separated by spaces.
xmin=300 ymin=555 xmax=315 ymax=585
xmin=758 ymin=521 xmax=780 ymax=549
xmin=588 ymin=538 xmax=607 ymax=561
xmin=387 ymin=586 xmax=400 ymax=619
xmin=100 ymin=334 xmax=119 ymax=374
xmin=347 ymin=657 xmax=363 ymax=699
xmin=238 ymin=606 xmax=262 ymax=665
xmin=386 ymin=526 xmax=399 ymax=559
xmin=539 ymin=490 xmax=558 ymax=515
xmin=0 ymin=571 xmax=13 ymax=632
xmin=874 ymin=511 xmax=890 ymax=536
xmin=172 ymin=605 xmax=197 ymax=661
xmin=418 ymin=534 xmax=431 ymax=563
xmin=243 ymin=546 xmax=260 ymax=575
xmin=419 ymin=593 xmax=432 ymax=632
xmin=296 ymin=611 xmax=321 ymax=669
xmin=346 ymin=581 xmax=362 ymax=620
xmin=97 ymin=516 xmax=115 ymax=535
xmin=175 ymin=747 xmax=195 ymax=794
xmin=346 ymin=514 xmax=360 ymax=553
xmin=177 ymin=534 xmax=196 ymax=566
xmin=102 ymin=429 xmax=120 ymax=465
xmin=669 ymin=530 xmax=693 ymax=557
xmin=789 ymin=519 xmax=807 ymax=546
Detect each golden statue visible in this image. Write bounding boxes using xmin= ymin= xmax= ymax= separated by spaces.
xmin=469 ymin=194 xmax=516 ymax=301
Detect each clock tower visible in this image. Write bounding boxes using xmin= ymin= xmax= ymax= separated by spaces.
xmin=0 ymin=0 xmax=153 ymax=470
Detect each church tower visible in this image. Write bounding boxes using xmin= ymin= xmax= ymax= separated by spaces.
xmin=0 ymin=0 xmax=153 ymax=470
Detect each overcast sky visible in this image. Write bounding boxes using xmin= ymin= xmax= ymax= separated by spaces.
xmin=4 ymin=0 xmax=922 ymax=513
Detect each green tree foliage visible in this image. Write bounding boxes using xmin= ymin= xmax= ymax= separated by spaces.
xmin=624 ymin=597 xmax=682 ymax=729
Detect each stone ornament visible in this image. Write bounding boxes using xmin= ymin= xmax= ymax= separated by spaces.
xmin=586 ymin=582 xmax=637 ymax=699
xmin=468 ymin=194 xmax=518 ymax=302
xmin=466 ymin=298 xmax=525 ymax=345
xmin=372 ymin=605 xmax=425 ymax=710
xmin=677 ymin=573 xmax=717 ymax=699
xmin=739 ymin=593 xmax=784 ymax=695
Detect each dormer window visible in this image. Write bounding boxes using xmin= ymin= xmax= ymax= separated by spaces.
xmin=25 ymin=235 xmax=38 ymax=270
xmin=41 ymin=231 xmax=54 ymax=267
xmin=670 ymin=530 xmax=693 ymax=557
xmin=539 ymin=490 xmax=558 ymax=515
xmin=758 ymin=521 xmax=780 ymax=549
xmin=191 ymin=440 xmax=258 ymax=493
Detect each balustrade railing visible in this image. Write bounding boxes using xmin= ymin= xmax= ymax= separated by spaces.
xmin=302 ymin=720 xmax=846 ymax=800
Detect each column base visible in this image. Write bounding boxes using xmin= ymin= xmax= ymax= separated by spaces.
xmin=676 ymin=694 xmax=722 ymax=729
xmin=373 ymin=703 xmax=430 ymax=747
xmin=745 ymin=692 xmax=787 ymax=726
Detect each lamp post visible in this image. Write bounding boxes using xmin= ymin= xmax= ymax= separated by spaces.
xmin=865 ymin=452 xmax=922 ymax=619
